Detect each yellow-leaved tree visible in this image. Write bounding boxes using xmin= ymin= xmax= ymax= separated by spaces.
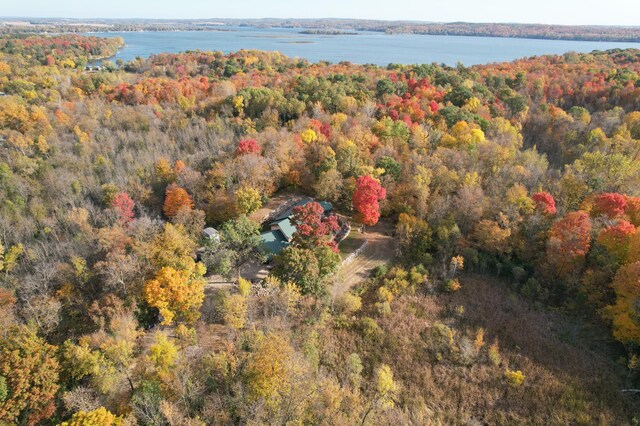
xmin=244 ymin=331 xmax=293 ymax=406
xmin=58 ymin=407 xmax=121 ymax=426
xmin=300 ymin=128 xmax=318 ymax=144
xmin=361 ymin=363 xmax=398 ymax=424
xmin=222 ymin=278 xmax=251 ymax=330
xmin=234 ymin=186 xmax=262 ymax=215
xmin=142 ymin=223 xmax=197 ymax=271
xmin=145 ymin=332 xmax=179 ymax=382
xmin=603 ymin=262 xmax=640 ymax=345
xmin=144 ymin=259 xmax=206 ymax=325
xmin=61 ymin=312 xmax=139 ymax=396
xmin=0 ymin=242 xmax=23 ymax=274
xmin=374 ymin=364 xmax=398 ymax=409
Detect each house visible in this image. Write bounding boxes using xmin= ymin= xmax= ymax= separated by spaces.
xmin=260 ymin=199 xmax=333 ymax=256
xmin=260 ymin=229 xmax=289 ymax=255
xmin=202 ymin=227 xmax=220 ymax=242
xmin=270 ymin=218 xmax=297 ymax=242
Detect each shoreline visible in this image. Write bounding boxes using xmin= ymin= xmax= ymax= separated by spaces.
xmin=21 ymin=29 xmax=640 ymax=44
xmin=3 ymin=20 xmax=640 ymax=43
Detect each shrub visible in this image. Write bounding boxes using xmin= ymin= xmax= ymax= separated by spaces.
xmin=445 ymin=278 xmax=461 ymax=292
xmin=488 ymin=341 xmax=502 ymax=366
xmin=337 ymin=293 xmax=362 ymax=315
xmin=505 ymin=369 xmax=525 ymax=387
xmin=359 ymin=317 xmax=382 ymax=341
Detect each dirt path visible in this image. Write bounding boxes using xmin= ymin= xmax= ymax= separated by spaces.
xmin=204 ymin=260 xmax=270 ymax=293
xmin=204 ymin=277 xmax=233 ymax=295
xmin=331 ymin=221 xmax=396 ymax=297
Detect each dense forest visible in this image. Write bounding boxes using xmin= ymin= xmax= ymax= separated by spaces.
xmin=1 ymin=33 xmax=640 ymax=425
xmin=382 ymin=22 xmax=640 ymax=43
xmin=3 ymin=19 xmax=640 ymax=43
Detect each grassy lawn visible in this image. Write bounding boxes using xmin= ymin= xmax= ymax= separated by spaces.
xmin=339 ymin=228 xmax=366 ymax=260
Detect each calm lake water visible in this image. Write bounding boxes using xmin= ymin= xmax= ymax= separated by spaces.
xmin=88 ymin=27 xmax=640 ymax=66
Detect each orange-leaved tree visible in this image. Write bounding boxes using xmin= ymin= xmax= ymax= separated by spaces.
xmin=591 ymin=193 xmax=628 ymax=219
xmin=546 ymin=210 xmax=592 ymax=277
xmin=597 ymin=220 xmax=636 ymax=261
xmin=163 ymin=184 xmax=194 ymax=218
xmin=0 ymin=326 xmax=60 ymax=425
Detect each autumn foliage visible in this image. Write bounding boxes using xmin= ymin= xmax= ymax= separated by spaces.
xmin=547 ymin=211 xmax=592 ymax=276
xmin=0 ymin=326 xmax=60 ymax=425
xmin=163 ymin=184 xmax=194 ymax=218
xmin=235 ymin=138 xmax=261 ymax=156
xmin=597 ymin=220 xmax=636 ymax=260
xmin=591 ymin=193 xmax=628 ymax=218
xmin=2 ymin=32 xmax=640 ymax=424
xmin=244 ymin=332 xmax=293 ymax=403
xmin=603 ymin=262 xmax=640 ymax=345
xmin=626 ymin=197 xmax=640 ymax=226
xmin=532 ymin=192 xmax=557 ymax=215
xmin=291 ymin=201 xmax=340 ymax=250
xmin=110 ymin=192 xmax=135 ymax=225
xmin=59 ymin=407 xmax=122 ymax=426
xmin=143 ymin=260 xmax=205 ymax=325
xmin=353 ymin=175 xmax=386 ymax=227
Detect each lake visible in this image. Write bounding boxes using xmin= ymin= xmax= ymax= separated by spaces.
xmin=88 ymin=27 xmax=640 ymax=66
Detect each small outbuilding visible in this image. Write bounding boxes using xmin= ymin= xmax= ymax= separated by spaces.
xmin=202 ymin=227 xmax=220 ymax=242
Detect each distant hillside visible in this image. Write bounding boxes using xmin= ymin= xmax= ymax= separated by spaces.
xmin=2 ymin=17 xmax=640 ymax=42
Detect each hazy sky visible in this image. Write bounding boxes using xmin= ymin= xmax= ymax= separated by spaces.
xmin=2 ymin=0 xmax=639 ymax=26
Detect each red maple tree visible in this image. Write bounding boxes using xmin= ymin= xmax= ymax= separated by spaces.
xmin=353 ymin=175 xmax=386 ymax=227
xmin=547 ymin=210 xmax=592 ymax=276
xmin=235 ymin=138 xmax=261 ymax=156
xmin=592 ymin=193 xmax=628 ymax=218
xmin=291 ymin=201 xmax=340 ymax=251
xmin=110 ymin=192 xmax=135 ymax=225
xmin=532 ymin=192 xmax=557 ymax=215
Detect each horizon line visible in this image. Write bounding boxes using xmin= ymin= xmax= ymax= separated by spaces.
xmin=2 ymin=17 xmax=640 ymax=28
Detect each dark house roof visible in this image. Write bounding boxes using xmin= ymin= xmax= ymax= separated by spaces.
xmin=260 ymin=199 xmax=334 ymax=256
xmin=260 ymin=229 xmax=289 ymax=255
xmin=272 ymin=218 xmax=297 ymax=241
